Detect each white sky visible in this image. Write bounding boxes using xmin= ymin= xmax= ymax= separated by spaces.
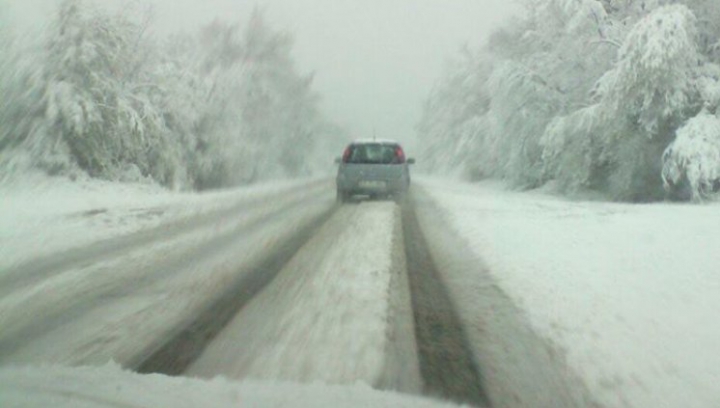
xmin=2 ymin=0 xmax=519 ymax=151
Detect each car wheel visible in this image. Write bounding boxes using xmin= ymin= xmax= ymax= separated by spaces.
xmin=337 ymin=190 xmax=348 ymax=203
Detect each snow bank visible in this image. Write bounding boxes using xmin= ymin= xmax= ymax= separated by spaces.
xmin=419 ymin=178 xmax=720 ymax=408
xmin=0 ymin=363 xmax=457 ymax=408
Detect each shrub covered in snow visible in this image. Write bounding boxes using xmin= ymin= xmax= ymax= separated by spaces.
xmin=540 ymin=105 xmax=605 ymax=192
xmin=662 ymin=111 xmax=720 ymax=200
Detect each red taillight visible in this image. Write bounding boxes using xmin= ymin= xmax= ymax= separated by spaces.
xmin=342 ymin=146 xmax=352 ymax=163
xmin=395 ymin=147 xmax=405 ymax=163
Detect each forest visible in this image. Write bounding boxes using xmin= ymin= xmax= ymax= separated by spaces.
xmin=417 ymin=0 xmax=720 ymax=201
xmin=4 ymin=0 xmax=720 ymax=201
xmin=0 ymin=0 xmax=342 ymax=190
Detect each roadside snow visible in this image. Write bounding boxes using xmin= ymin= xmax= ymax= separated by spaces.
xmin=419 ymin=178 xmax=720 ymax=408
xmin=0 ymin=173 xmax=325 ymax=272
xmin=0 ymin=363 xmax=457 ymax=408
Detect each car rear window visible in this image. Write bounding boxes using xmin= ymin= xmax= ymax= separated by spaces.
xmin=345 ymin=143 xmax=404 ymax=164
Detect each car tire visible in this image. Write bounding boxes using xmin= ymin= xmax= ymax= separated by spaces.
xmin=337 ymin=190 xmax=349 ymax=203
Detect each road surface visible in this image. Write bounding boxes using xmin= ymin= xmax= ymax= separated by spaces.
xmin=0 ymin=180 xmax=590 ymax=408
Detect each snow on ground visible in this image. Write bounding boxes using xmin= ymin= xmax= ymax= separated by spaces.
xmin=8 ymin=172 xmax=720 ymax=407
xmin=187 ymin=202 xmax=421 ymax=393
xmin=0 ymin=363 xmax=458 ymax=408
xmin=0 ymin=175 xmax=430 ymax=407
xmin=0 ymin=173 xmax=326 ymax=272
xmin=0 ymin=194 xmax=333 ymax=367
xmin=0 ymin=174 xmax=336 ymax=368
xmin=419 ymin=178 xmax=720 ymax=408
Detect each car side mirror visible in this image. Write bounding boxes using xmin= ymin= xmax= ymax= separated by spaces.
xmin=335 ymin=157 xmax=342 ymax=164
xmin=407 ymin=158 xmax=416 ymax=164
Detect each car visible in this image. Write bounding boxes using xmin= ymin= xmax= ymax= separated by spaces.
xmin=335 ymin=140 xmax=415 ymax=203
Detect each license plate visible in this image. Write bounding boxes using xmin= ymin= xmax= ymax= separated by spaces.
xmin=359 ymin=180 xmax=386 ymax=189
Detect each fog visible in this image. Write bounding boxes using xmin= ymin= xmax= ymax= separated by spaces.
xmin=2 ymin=0 xmax=518 ymax=151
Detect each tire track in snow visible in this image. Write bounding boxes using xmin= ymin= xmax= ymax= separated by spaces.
xmin=411 ymin=185 xmax=598 ymax=408
xmin=401 ymin=195 xmax=491 ymax=407
xmin=0 ymin=191 xmax=332 ymax=363
xmin=183 ymin=202 xmax=420 ymax=391
xmin=132 ymin=206 xmax=335 ymax=375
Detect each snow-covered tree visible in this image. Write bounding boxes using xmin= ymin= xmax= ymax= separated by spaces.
xmin=685 ymin=0 xmax=720 ymax=60
xmin=181 ymin=11 xmax=326 ymax=188
xmin=419 ymin=0 xmax=613 ymax=186
xmin=1 ymin=2 xmax=337 ymax=190
xmin=540 ymin=105 xmax=606 ymax=191
xmin=416 ymin=49 xmax=492 ymax=177
xmin=662 ymin=111 xmax=720 ymax=200
xmin=0 ymin=13 xmax=75 ymax=177
xmin=419 ymin=0 xmax=720 ymax=202
xmin=237 ymin=10 xmax=322 ymax=179
xmin=540 ymin=4 xmax=704 ymax=200
xmin=601 ymin=5 xmax=700 ymax=134
xmin=596 ymin=5 xmax=702 ymax=200
xmin=14 ymin=0 xmax=185 ymax=186
xmin=485 ymin=60 xmax=562 ymax=187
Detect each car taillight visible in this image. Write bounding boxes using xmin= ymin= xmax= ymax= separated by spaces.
xmin=395 ymin=147 xmax=405 ymax=163
xmin=342 ymin=146 xmax=352 ymax=163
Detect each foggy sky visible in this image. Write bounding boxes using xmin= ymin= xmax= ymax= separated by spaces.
xmin=2 ymin=0 xmax=519 ymax=152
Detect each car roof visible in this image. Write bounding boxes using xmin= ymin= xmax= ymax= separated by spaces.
xmin=350 ymin=139 xmax=400 ymax=145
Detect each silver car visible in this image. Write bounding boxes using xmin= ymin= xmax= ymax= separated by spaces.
xmin=335 ymin=140 xmax=415 ymax=202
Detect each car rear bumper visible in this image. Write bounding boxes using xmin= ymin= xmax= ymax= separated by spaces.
xmin=337 ymin=178 xmax=407 ymax=195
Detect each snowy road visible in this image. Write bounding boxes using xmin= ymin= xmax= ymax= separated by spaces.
xmin=0 ymin=179 xmax=509 ymax=407
xmin=3 ymin=177 xmax=720 ymax=408
xmin=0 ymin=181 xmax=335 ymax=367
